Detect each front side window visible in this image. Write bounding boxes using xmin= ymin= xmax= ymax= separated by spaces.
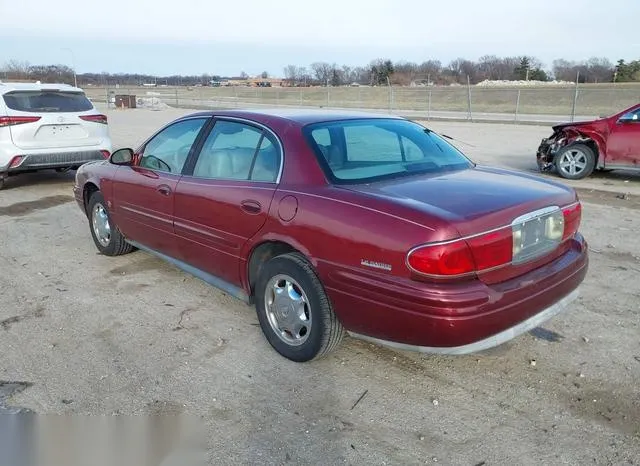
xmin=139 ymin=118 xmax=208 ymax=174
xmin=192 ymin=120 xmax=280 ymax=182
xmin=305 ymin=118 xmax=472 ymax=184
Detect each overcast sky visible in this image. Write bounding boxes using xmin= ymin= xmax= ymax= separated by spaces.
xmin=0 ymin=0 xmax=637 ymax=76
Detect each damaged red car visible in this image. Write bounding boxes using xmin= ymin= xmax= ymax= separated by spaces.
xmin=74 ymin=109 xmax=588 ymax=362
xmin=537 ymin=102 xmax=640 ymax=180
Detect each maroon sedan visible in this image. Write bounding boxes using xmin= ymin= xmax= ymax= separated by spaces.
xmin=537 ymin=102 xmax=640 ymax=180
xmin=73 ymin=109 xmax=588 ymax=362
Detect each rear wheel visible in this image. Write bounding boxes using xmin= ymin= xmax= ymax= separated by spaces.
xmin=0 ymin=176 xmax=5 ymax=190
xmin=255 ymin=252 xmax=345 ymax=362
xmin=87 ymin=191 xmax=134 ymax=256
xmin=554 ymin=144 xmax=596 ymax=180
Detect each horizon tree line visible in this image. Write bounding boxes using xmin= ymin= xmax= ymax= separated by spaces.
xmin=2 ymin=56 xmax=638 ymax=87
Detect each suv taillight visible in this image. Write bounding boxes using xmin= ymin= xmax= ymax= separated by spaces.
xmin=0 ymin=116 xmax=42 ymax=127
xmin=80 ymin=114 xmax=108 ymax=124
xmin=407 ymin=202 xmax=582 ymax=279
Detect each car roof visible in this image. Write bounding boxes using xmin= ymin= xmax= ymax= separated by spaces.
xmin=178 ymin=107 xmax=405 ymax=126
xmin=0 ymin=81 xmax=83 ymax=95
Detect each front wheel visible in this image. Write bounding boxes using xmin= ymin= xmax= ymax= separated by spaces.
xmin=554 ymin=144 xmax=596 ymax=180
xmin=255 ymin=252 xmax=345 ymax=362
xmin=87 ymin=191 xmax=134 ymax=256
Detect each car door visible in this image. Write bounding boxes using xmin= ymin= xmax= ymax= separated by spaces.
xmin=110 ymin=117 xmax=210 ymax=258
xmin=605 ymin=106 xmax=640 ymax=167
xmin=173 ymin=118 xmax=281 ymax=287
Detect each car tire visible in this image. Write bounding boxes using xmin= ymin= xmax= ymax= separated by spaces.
xmin=0 ymin=176 xmax=5 ymax=190
xmin=87 ymin=191 xmax=134 ymax=256
xmin=255 ymin=252 xmax=345 ymax=362
xmin=554 ymin=144 xmax=596 ymax=180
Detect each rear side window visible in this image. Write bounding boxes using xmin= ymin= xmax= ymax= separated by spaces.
xmin=192 ymin=120 xmax=280 ymax=182
xmin=3 ymin=91 xmax=94 ymax=113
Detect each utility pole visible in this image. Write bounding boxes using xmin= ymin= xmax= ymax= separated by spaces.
xmin=62 ymin=48 xmax=77 ymax=87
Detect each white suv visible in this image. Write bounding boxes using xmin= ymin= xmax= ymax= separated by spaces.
xmin=0 ymin=82 xmax=112 ymax=189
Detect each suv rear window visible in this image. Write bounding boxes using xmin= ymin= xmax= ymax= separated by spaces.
xmin=3 ymin=91 xmax=93 ymax=113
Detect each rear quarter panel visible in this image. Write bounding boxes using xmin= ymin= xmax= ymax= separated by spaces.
xmin=240 ymin=184 xmax=460 ymax=293
xmin=75 ymin=161 xmax=119 ymax=214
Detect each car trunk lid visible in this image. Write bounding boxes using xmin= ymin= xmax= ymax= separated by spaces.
xmin=3 ymin=89 xmax=105 ymax=150
xmin=342 ymin=166 xmax=579 ymax=283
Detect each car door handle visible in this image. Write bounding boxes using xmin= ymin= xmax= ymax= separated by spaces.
xmin=157 ymin=185 xmax=172 ymax=196
xmin=240 ymin=200 xmax=262 ymax=214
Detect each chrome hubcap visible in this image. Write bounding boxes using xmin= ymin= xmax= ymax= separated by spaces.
xmin=558 ymin=149 xmax=587 ymax=176
xmin=92 ymin=203 xmax=111 ymax=247
xmin=264 ymin=274 xmax=311 ymax=346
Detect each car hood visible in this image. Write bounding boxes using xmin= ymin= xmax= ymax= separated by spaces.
xmin=551 ymin=119 xmax=601 ymax=132
xmin=341 ymin=166 xmax=577 ymax=237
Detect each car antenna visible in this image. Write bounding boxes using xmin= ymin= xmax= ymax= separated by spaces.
xmin=424 ymin=128 xmax=476 ymax=148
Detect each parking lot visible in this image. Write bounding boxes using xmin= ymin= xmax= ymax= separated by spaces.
xmin=1 ymin=106 xmax=639 ymax=465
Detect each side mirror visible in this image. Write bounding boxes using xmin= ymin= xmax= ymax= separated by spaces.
xmin=109 ymin=148 xmax=134 ymax=165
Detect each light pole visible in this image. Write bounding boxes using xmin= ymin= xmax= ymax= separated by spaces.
xmin=62 ymin=48 xmax=77 ymax=87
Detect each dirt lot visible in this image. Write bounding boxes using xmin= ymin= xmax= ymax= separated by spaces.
xmin=1 ymin=106 xmax=639 ymax=465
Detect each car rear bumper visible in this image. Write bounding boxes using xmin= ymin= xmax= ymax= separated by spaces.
xmin=2 ymin=150 xmax=108 ymax=173
xmin=321 ymin=233 xmax=588 ymax=353
xmin=348 ymin=288 xmax=579 ymax=354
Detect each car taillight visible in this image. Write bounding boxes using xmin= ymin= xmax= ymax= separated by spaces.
xmin=407 ymin=203 xmax=582 ymax=278
xmin=0 ymin=116 xmax=42 ymax=127
xmin=80 ymin=114 xmax=108 ymax=124
xmin=407 ymin=239 xmax=477 ymax=277
xmin=100 ymin=150 xmax=110 ymax=159
xmin=561 ymin=202 xmax=581 ymax=240
xmin=407 ymin=227 xmax=513 ymax=277
xmin=467 ymin=228 xmax=513 ymax=270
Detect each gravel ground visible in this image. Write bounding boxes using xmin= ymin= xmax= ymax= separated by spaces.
xmin=0 ymin=106 xmax=638 ymax=466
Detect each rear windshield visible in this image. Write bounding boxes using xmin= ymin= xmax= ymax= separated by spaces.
xmin=303 ymin=118 xmax=473 ymax=184
xmin=3 ymin=90 xmax=93 ymax=113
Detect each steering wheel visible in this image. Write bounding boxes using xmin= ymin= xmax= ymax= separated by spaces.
xmin=141 ymin=155 xmax=172 ymax=172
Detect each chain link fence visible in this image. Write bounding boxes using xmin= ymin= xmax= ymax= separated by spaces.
xmin=84 ymin=84 xmax=640 ymax=124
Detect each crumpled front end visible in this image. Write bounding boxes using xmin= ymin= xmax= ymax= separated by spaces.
xmin=536 ymin=125 xmax=601 ymax=173
xmin=536 ymin=131 xmax=568 ymax=172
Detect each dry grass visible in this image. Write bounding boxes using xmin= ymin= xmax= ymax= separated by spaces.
xmin=84 ymin=83 xmax=640 ymax=118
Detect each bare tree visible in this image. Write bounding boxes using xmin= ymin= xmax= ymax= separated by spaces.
xmin=416 ymin=60 xmax=442 ymax=84
xmin=283 ymin=65 xmax=299 ymax=85
xmin=586 ymin=57 xmax=614 ymax=82
xmin=310 ymin=62 xmax=333 ymax=85
xmin=393 ymin=61 xmax=418 ymax=85
xmin=446 ymin=58 xmax=479 ymax=84
xmin=2 ymin=60 xmax=31 ymax=80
